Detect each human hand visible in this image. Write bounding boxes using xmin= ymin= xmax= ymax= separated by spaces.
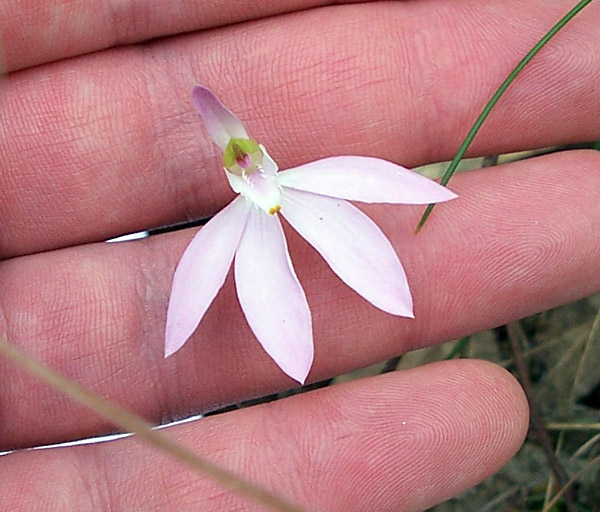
xmin=0 ymin=1 xmax=598 ymax=510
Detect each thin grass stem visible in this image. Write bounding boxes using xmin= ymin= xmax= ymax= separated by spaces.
xmin=0 ymin=336 xmax=304 ymax=512
xmin=416 ymin=0 xmax=596 ymax=233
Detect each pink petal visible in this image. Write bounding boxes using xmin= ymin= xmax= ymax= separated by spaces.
xmin=234 ymin=208 xmax=313 ymax=384
xmin=281 ymin=188 xmax=414 ymax=317
xmin=165 ymin=197 xmax=251 ymax=357
xmin=191 ymin=85 xmax=249 ymax=150
xmin=277 ymin=156 xmax=457 ymax=204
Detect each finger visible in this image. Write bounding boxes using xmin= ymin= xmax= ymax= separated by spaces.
xmin=0 ymin=361 xmax=529 ymax=512
xmin=0 ymin=150 xmax=597 ymax=449
xmin=1 ymin=0 xmax=599 ymax=257
xmin=0 ymin=0 xmax=367 ymax=72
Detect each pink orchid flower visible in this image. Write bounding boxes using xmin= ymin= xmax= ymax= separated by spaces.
xmin=165 ymin=86 xmax=457 ymax=384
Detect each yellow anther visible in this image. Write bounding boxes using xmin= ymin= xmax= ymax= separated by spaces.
xmin=268 ymin=205 xmax=281 ymax=215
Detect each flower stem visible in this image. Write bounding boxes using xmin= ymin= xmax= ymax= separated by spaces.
xmin=415 ymin=0 xmax=596 ymax=233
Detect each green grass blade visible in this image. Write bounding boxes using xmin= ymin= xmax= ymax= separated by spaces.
xmin=416 ymin=0 xmax=596 ymax=233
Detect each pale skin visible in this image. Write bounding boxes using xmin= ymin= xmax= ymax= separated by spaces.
xmin=0 ymin=0 xmax=599 ymax=510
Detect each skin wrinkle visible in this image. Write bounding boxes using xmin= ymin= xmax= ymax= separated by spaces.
xmin=137 ymin=240 xmax=194 ymax=426
xmin=0 ymin=54 xmax=164 ymax=252
xmin=75 ymin=447 xmax=114 ymax=512
xmin=0 ymin=0 xmax=373 ymax=72
xmin=103 ymin=0 xmax=144 ymax=46
xmin=0 ymin=2 xmax=599 ymax=258
xmin=137 ymin=42 xmax=205 ymax=224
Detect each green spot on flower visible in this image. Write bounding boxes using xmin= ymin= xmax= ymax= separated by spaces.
xmin=223 ymin=138 xmax=263 ymax=175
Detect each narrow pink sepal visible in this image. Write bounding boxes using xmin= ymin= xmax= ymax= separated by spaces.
xmin=281 ymin=188 xmax=414 ymax=317
xmin=278 ymin=156 xmax=457 ymax=204
xmin=165 ymin=197 xmax=251 ymax=357
xmin=235 ymin=208 xmax=314 ymax=384
xmin=191 ymin=85 xmax=249 ymax=150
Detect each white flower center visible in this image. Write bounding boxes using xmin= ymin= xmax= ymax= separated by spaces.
xmin=222 ymin=138 xmax=282 ymax=215
xmin=225 ymin=167 xmax=282 ymax=217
